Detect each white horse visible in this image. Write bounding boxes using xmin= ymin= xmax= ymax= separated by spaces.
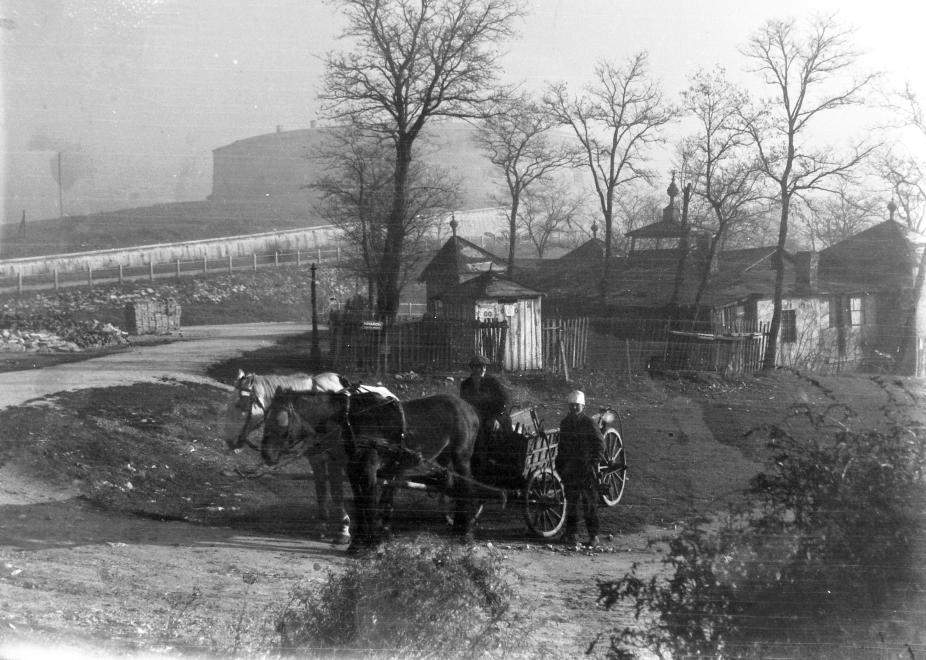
xmin=223 ymin=369 xmax=351 ymax=543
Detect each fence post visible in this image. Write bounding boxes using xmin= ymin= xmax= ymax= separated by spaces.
xmin=317 ymin=247 xmax=322 ymax=263
xmin=337 ymin=246 xmax=341 ymax=265
xmin=149 ymin=261 xmax=154 ymax=281
xmin=296 ymin=249 xmax=301 ymax=267
xmin=175 ymin=259 xmax=181 ymax=279
xmin=274 ymin=251 xmax=279 ymax=268
xmin=253 ymin=253 xmax=258 ymax=271
xmin=88 ymin=265 xmax=93 ymax=287
xmin=203 ymin=255 xmax=208 ymax=274
xmin=118 ymin=264 xmax=123 ymax=284
xmin=54 ymin=268 xmax=59 ymax=290
xmin=228 ymin=253 xmax=233 ymax=273
xmin=17 ymin=270 xmax=22 ymax=295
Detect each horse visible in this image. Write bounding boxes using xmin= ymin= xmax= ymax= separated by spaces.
xmin=261 ymin=388 xmax=481 ymax=551
xmin=223 ymin=369 xmax=351 ymax=541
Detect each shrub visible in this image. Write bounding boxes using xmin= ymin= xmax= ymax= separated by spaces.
xmin=600 ymin=402 xmax=926 ymax=658
xmin=277 ymin=538 xmax=517 ymax=658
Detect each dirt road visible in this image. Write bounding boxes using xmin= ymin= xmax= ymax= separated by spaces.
xmin=0 ymin=323 xmax=313 ymax=409
xmin=0 ymin=323 xmax=652 ymax=658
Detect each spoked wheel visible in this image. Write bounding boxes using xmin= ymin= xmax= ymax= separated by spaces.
xmin=598 ymin=427 xmax=627 ymax=506
xmin=523 ymin=468 xmax=566 ymax=538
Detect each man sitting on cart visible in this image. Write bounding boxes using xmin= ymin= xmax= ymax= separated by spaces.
xmin=460 ymin=354 xmax=511 ymax=472
xmin=556 ymin=390 xmax=605 ymax=547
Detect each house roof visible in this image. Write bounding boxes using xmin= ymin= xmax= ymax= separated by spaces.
xmin=818 ymin=219 xmax=925 ymax=291
xmin=434 ymin=271 xmax=544 ymax=300
xmin=558 ymin=238 xmax=605 ymax=261
xmin=625 ymin=220 xmax=689 ymax=239
xmin=418 ymin=235 xmax=507 ymax=282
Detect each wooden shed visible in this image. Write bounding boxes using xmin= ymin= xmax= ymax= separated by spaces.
xmin=434 ymin=271 xmax=544 ymax=371
xmin=418 ymin=234 xmax=507 ymax=309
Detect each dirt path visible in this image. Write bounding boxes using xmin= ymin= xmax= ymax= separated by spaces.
xmin=0 ymin=322 xmax=313 ymax=409
xmin=0 ymin=323 xmax=653 ymax=658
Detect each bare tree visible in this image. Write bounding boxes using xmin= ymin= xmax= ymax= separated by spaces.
xmin=477 ymin=93 xmax=578 ymax=272
xmin=739 ymin=16 xmax=878 ymax=370
xmin=792 ymin=183 xmax=882 ymax=249
xmin=546 ymin=52 xmax=676 ymax=298
xmin=313 ymin=126 xmax=460 ymax=306
xmin=517 ymin=183 xmax=584 ymax=258
xmin=877 ymin=149 xmax=926 ymax=233
xmin=320 ymin=0 xmax=523 ymax=318
xmin=679 ymin=68 xmax=766 ymax=315
xmin=889 ymin=86 xmax=926 ymax=374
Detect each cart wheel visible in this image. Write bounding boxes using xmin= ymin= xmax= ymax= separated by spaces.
xmin=598 ymin=427 xmax=627 ymax=506
xmin=524 ymin=469 xmax=566 ymax=538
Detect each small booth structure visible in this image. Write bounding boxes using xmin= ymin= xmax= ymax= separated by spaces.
xmin=434 ymin=271 xmax=544 ymax=371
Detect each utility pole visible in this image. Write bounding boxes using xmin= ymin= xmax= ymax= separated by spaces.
xmin=310 ymin=263 xmax=322 ymax=365
xmin=57 ymin=152 xmax=64 ymax=218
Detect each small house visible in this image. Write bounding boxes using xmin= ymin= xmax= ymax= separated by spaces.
xmin=434 ymin=271 xmax=545 ymax=371
xmin=418 ymin=220 xmax=507 ymax=309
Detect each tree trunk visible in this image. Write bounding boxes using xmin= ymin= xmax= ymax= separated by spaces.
xmin=599 ymin=207 xmax=613 ymax=300
xmin=377 ymin=137 xmax=413 ymax=319
xmin=506 ymin=193 xmax=520 ymax=276
xmin=897 ymin=245 xmax=926 ymax=374
xmin=692 ymin=230 xmax=723 ymax=323
xmin=762 ymin=193 xmax=790 ymax=371
xmin=669 ymin=184 xmax=692 ymax=318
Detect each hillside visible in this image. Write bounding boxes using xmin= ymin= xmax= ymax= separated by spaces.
xmin=0 ymin=199 xmax=326 ymax=260
xmin=1 ymin=122 xmax=511 ymax=261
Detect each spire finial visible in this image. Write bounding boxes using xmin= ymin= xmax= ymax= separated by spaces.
xmin=667 ymin=170 xmax=679 ymax=199
xmin=887 ymin=198 xmax=897 ymax=222
xmin=591 ymin=221 xmax=599 ymax=239
xmin=449 ymin=212 xmax=458 ymax=237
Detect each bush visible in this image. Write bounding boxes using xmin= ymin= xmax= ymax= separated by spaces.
xmin=600 ymin=402 xmax=926 ymax=658
xmin=277 ymin=538 xmax=517 ymax=658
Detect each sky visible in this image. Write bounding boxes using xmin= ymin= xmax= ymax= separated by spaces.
xmin=1 ymin=0 xmax=924 ymax=224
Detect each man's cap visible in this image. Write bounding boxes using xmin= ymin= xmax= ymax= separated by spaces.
xmin=468 ymin=354 xmax=488 ymax=367
xmin=567 ymin=390 xmax=585 ymax=405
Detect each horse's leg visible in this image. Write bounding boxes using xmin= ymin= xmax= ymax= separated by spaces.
xmin=328 ymin=454 xmax=351 ymax=545
xmin=307 ymin=453 xmax=330 ymax=522
xmin=449 ymin=446 xmax=476 ymax=543
xmin=345 ymin=453 xmax=371 ymax=553
xmin=379 ymin=477 xmax=397 ymax=540
xmin=366 ymin=450 xmax=386 ymax=546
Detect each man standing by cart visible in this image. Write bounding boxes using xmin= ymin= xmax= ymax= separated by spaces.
xmin=460 ymin=354 xmax=511 ymax=473
xmin=556 ymin=390 xmax=605 ymax=547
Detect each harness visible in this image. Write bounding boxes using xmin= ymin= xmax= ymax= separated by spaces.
xmin=233 ymin=379 xmax=267 ymax=451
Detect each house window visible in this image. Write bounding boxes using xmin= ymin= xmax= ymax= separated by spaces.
xmin=781 ymin=309 xmax=797 ymax=344
xmin=848 ymin=296 xmax=863 ymax=326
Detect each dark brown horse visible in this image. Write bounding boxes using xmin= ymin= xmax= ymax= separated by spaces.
xmin=262 ymin=387 xmax=481 ymax=550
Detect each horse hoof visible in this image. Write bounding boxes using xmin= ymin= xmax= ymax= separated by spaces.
xmin=333 ymin=533 xmax=351 ymax=546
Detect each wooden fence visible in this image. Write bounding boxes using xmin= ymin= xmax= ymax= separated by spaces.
xmin=585 ymin=317 xmax=770 ymax=378
xmin=328 ymin=314 xmax=589 ymax=373
xmin=0 ymin=245 xmax=345 ymax=295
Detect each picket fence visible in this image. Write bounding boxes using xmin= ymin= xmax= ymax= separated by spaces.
xmin=328 ymin=314 xmax=590 ymax=374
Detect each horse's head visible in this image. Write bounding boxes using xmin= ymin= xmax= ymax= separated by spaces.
xmin=223 ymin=370 xmax=265 ymax=451
xmin=261 ymin=389 xmax=344 ymax=465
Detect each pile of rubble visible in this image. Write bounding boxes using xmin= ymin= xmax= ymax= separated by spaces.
xmin=0 ymin=322 xmax=128 ymax=353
